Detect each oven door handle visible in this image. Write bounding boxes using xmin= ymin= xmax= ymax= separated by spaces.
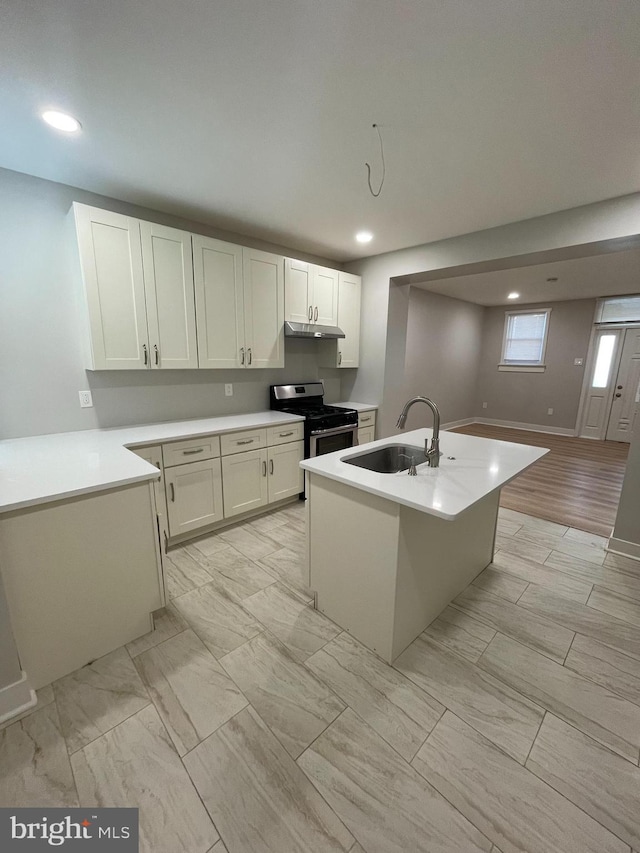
xmin=309 ymin=424 xmax=357 ymax=437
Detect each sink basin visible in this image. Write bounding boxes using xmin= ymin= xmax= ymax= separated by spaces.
xmin=343 ymin=443 xmax=427 ymax=474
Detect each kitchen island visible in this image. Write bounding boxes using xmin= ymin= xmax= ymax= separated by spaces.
xmin=301 ymin=428 xmax=547 ymax=663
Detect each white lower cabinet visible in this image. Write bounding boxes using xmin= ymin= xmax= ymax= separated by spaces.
xmin=358 ymin=426 xmax=375 ymax=445
xmin=221 ymin=448 xmax=269 ymax=518
xmin=165 ymin=457 xmax=224 ymax=536
xmin=268 ymin=441 xmax=304 ymax=502
xmin=130 ymin=444 xmax=168 ymax=605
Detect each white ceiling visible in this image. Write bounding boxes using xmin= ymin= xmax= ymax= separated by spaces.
xmin=417 ymin=247 xmax=640 ymax=306
xmin=1 ymin=0 xmax=639 ymax=262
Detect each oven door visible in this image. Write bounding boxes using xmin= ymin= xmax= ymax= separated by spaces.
xmin=309 ymin=424 xmax=357 ymax=457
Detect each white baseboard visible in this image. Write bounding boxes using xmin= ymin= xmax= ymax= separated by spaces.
xmin=441 ymin=417 xmax=476 ymax=430
xmin=0 ymin=670 xmax=36 ymax=726
xmin=607 ymin=537 xmax=640 ymax=563
xmin=473 ymin=417 xmax=576 ymax=437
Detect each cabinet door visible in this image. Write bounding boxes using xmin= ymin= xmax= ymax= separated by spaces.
xmin=193 ymin=236 xmax=245 ymax=368
xmin=221 ymin=448 xmax=269 ymax=517
xmin=284 ymin=258 xmax=312 ymax=324
xmin=358 ymin=426 xmax=375 ymax=445
xmin=141 ymin=222 xmax=198 ymax=369
xmin=268 ymin=441 xmax=304 ymax=503
xmin=130 ymin=445 xmax=167 ymax=605
xmin=243 ymin=248 xmax=284 ymax=369
xmin=337 ymin=273 xmax=361 ymax=368
xmin=165 ymin=458 xmax=224 ymax=537
xmin=74 ymin=204 xmax=149 ymax=370
xmin=312 ymin=265 xmax=339 ymax=326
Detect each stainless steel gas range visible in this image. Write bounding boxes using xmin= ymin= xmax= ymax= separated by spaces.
xmin=269 ymin=382 xmax=358 ymax=458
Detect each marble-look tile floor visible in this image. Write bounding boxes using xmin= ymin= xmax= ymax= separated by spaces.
xmin=2 ymin=502 xmax=640 ymax=852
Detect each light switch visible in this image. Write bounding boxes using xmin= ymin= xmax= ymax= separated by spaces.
xmin=225 ymin=384 xmax=233 ymax=397
xmin=547 ymin=408 xmax=554 ymax=415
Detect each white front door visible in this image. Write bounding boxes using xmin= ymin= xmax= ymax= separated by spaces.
xmin=606 ymin=327 xmax=640 ymax=442
xmin=579 ymin=329 xmax=622 ymax=439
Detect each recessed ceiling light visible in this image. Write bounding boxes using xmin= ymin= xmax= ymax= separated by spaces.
xmin=41 ymin=110 xmax=82 ymax=133
xmin=355 ymin=231 xmax=373 ymax=243
xmin=508 ymin=292 xmax=520 ymax=299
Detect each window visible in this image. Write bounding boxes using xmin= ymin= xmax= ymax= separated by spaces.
xmin=591 ymin=334 xmax=616 ymax=388
xmin=595 ymin=295 xmax=640 ymax=324
xmin=499 ymin=309 xmax=551 ymax=372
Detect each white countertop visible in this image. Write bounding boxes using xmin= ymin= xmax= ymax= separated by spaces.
xmin=301 ymin=428 xmax=547 ymax=520
xmin=0 ymin=412 xmax=303 ymax=514
xmin=329 ymin=400 xmax=378 ymax=413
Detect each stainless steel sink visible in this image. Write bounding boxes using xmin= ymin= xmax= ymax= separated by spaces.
xmin=343 ymin=444 xmax=427 ymax=474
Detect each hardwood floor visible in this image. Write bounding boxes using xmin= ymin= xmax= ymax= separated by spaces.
xmin=451 ymin=424 xmax=629 ymax=537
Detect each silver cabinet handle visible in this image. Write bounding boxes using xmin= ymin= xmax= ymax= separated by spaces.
xmin=237 ymin=439 xmax=254 ymax=445
xmin=338 ymin=351 xmax=342 ymax=365
xmin=164 ymin=531 xmax=168 ymax=554
xmin=154 ymin=344 xmax=159 ymax=365
xmin=262 ymin=460 xmax=267 ymax=477
xmin=240 ymin=347 xmax=245 ymax=365
xmin=270 ymin=459 xmax=274 ymax=475
xmin=143 ymin=344 xmax=148 ymax=365
xmin=360 ymin=416 xmax=371 ymax=423
xmin=183 ymin=448 xmax=204 ymax=455
xmin=169 ymin=482 xmax=175 ymax=502
xmin=248 ymin=348 xmax=252 ymax=365
xmin=314 ymin=306 xmax=318 ymax=322
xmin=308 ymin=305 xmax=313 ymax=321
xmin=279 ymin=431 xmax=294 ymax=437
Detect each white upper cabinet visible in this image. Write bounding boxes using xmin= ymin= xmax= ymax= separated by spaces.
xmin=140 ymin=222 xmax=198 ymax=369
xmin=312 ymin=265 xmax=339 ymax=326
xmin=284 ymin=259 xmax=338 ymax=326
xmin=193 ymin=236 xmax=245 ymax=368
xmin=284 ymin=258 xmax=313 ymax=323
xmin=74 ymin=205 xmax=150 ymax=370
xmin=336 ymin=272 xmax=361 ymax=368
xmin=193 ymin=241 xmax=283 ymax=370
xmin=318 ymin=271 xmax=362 ymax=369
xmin=243 ymin=248 xmax=284 ymax=369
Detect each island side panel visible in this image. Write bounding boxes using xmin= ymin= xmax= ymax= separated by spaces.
xmin=308 ymin=473 xmax=400 ymax=662
xmin=392 ymin=489 xmax=500 ymax=660
xmin=0 ymin=483 xmax=162 ymax=689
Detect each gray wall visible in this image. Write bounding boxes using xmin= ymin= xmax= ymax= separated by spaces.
xmin=613 ymin=424 xmax=640 ymax=547
xmin=342 ymin=193 xmax=640 ymax=435
xmin=475 ymin=299 xmax=595 ymax=430
xmin=0 ymin=168 xmax=343 ymax=439
xmin=401 ymin=289 xmax=484 ymax=430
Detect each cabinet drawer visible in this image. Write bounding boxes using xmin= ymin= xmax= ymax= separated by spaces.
xmin=162 ymin=435 xmax=220 ymax=467
xmin=267 ymin=422 xmax=304 ymax=446
xmin=358 ymin=411 xmax=376 ymax=427
xmin=220 ymin=428 xmax=267 ymax=456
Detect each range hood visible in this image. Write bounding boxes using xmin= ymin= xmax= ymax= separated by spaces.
xmin=284 ymin=321 xmax=345 ymax=339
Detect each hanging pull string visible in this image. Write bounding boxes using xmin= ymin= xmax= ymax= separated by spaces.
xmin=365 ymin=123 xmax=386 ymax=198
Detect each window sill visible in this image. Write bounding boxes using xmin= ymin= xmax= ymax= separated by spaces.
xmin=498 ymin=364 xmax=546 ymax=373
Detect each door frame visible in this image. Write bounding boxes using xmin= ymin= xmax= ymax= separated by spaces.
xmin=576 ymin=322 xmax=634 ymax=440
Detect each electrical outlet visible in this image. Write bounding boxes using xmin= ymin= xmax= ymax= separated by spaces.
xmin=574 ymin=357 xmax=584 ymax=366
xmin=79 ymin=390 xmax=93 ymax=408
xmin=224 ymin=384 xmax=233 ymax=397
xmin=482 ymin=402 xmax=488 ymax=409
xmin=547 ymin=407 xmax=554 ymax=415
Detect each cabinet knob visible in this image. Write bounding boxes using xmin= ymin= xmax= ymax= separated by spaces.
xmin=314 ymin=306 xmax=318 ymax=322
xmin=308 ymin=306 xmax=313 ymax=321
xmin=262 ymin=460 xmax=267 ymax=477
xmin=270 ymin=459 xmax=274 ymax=475
xmin=338 ymin=351 xmax=342 ymax=365
xmin=248 ymin=348 xmax=252 ymax=365
xmin=169 ymin=482 xmax=176 ymax=502
xmin=240 ymin=347 xmax=245 ymax=365
xmin=143 ymin=344 xmax=148 ymax=365
xmin=154 ymin=344 xmax=159 ymax=365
